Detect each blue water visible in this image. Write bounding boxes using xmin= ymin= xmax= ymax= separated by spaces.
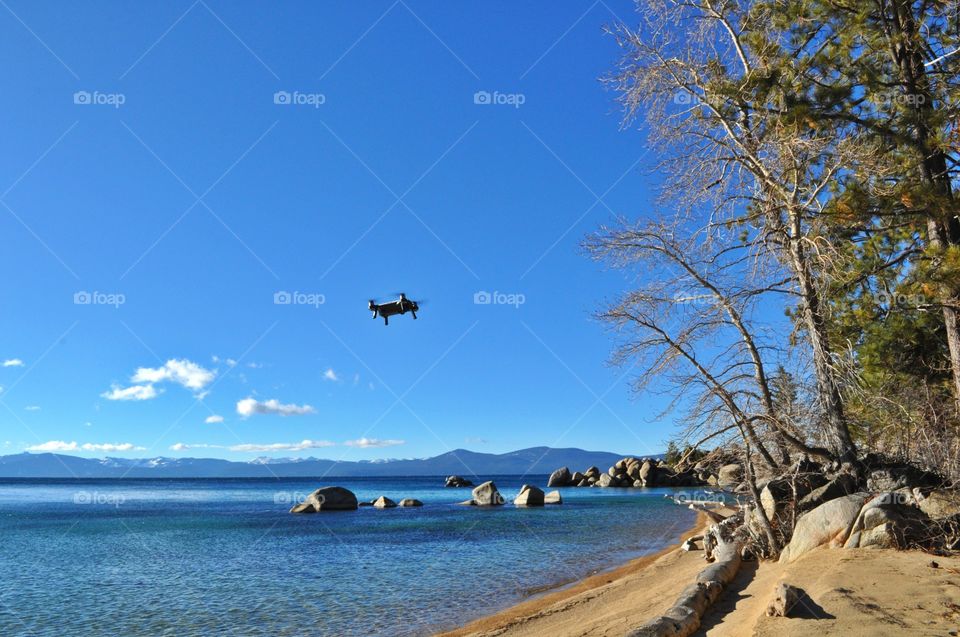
xmin=0 ymin=476 xmax=697 ymax=636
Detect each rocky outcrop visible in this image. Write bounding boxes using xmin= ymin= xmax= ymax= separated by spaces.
xmin=547 ymin=467 xmax=572 ymax=487
xmin=289 ymin=486 xmax=359 ymax=513
xmin=760 ymin=474 xmax=828 ymax=521
xmin=372 ymin=496 xmax=397 ymax=508
xmin=716 ymin=464 xmax=742 ymax=488
xmin=514 ymin=484 xmax=545 ymax=506
xmin=548 ymin=456 xmax=708 ymax=490
xmin=445 ymin=475 xmax=474 ymax=488
xmin=398 ymin=498 xmax=422 ymax=507
xmin=798 ymin=473 xmax=858 ymax=512
xmin=779 ymin=493 xmax=869 ymax=562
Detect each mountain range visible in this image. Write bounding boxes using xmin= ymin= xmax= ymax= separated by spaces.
xmin=0 ymin=447 xmax=651 ymax=478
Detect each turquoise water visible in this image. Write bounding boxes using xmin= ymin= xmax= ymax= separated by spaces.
xmin=0 ymin=477 xmax=697 ymax=636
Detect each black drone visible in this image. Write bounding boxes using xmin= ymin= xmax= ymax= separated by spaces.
xmin=368 ymin=293 xmax=421 ymax=326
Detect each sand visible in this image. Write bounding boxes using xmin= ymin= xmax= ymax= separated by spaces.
xmin=439 ymin=513 xmax=709 ymax=637
xmin=440 ymin=517 xmax=960 ymax=637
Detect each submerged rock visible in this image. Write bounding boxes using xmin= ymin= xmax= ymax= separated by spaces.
xmin=514 ymin=484 xmax=545 ymax=507
xmin=472 ymin=480 xmax=505 ymax=506
xmin=544 ymin=490 xmax=562 ymax=505
xmin=398 ymin=498 xmax=423 ymax=507
xmin=445 ymin=475 xmax=474 ymax=488
xmin=372 ymin=496 xmax=397 ymax=508
xmin=289 ymin=486 xmax=359 ymax=513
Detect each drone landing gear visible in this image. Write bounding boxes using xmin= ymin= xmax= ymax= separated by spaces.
xmin=383 ymin=316 xmax=389 ymax=326
xmin=412 ymin=311 xmax=417 ymax=319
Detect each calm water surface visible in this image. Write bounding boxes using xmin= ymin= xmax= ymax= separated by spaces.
xmin=0 ymin=476 xmax=697 ymax=636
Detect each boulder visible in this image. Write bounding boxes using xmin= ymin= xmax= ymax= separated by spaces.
xmin=597 ymin=473 xmax=615 ymax=488
xmin=867 ymin=465 xmax=943 ymax=492
xmin=456 ymin=499 xmax=476 ymax=506
xmin=570 ymin=471 xmax=585 ymax=484
xmin=798 ymin=473 xmax=858 ymax=512
xmin=918 ymin=489 xmax=960 ymax=520
xmin=584 ymin=466 xmax=600 ymax=478
xmin=472 ymin=481 xmax=504 ymax=506
xmin=289 ymin=486 xmax=359 ymax=513
xmin=445 ymin=475 xmax=474 ymax=488
xmin=761 ymin=474 xmax=828 ymax=521
xmin=372 ymin=496 xmax=397 ymax=508
xmin=544 ymin=490 xmax=562 ymax=504
xmin=717 ymin=464 xmax=742 ymax=488
xmin=547 ymin=467 xmax=572 ymax=487
xmin=845 ymin=493 xmax=931 ymax=549
xmin=766 ymin=583 xmax=803 ymax=618
xmin=514 ymin=484 xmax=545 ymax=507
xmin=779 ymin=493 xmax=869 ymax=563
xmin=398 ymin=498 xmax=422 ymax=507
xmin=639 ymin=460 xmax=656 ymax=486
xmin=632 ymin=479 xmax=644 ymax=488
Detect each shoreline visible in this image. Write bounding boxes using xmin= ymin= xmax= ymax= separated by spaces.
xmin=436 ymin=510 xmax=707 ymax=637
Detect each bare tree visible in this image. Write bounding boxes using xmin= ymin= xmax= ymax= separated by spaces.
xmin=605 ymin=0 xmax=860 ymax=460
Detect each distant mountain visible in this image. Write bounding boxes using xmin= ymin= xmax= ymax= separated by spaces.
xmin=0 ymin=447 xmax=652 ymax=479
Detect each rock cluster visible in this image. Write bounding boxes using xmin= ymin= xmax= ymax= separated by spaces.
xmin=513 ymin=485 xmax=563 ymax=507
xmin=548 ymin=457 xmax=704 ymax=488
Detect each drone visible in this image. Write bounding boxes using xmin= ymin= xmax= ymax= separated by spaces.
xmin=368 ymin=293 xmax=421 ymax=326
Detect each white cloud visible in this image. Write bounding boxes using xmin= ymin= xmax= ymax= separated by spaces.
xmin=132 ymin=359 xmax=215 ymax=390
xmin=101 ymin=384 xmax=158 ymax=401
xmin=323 ymin=368 xmax=339 ymax=382
xmin=169 ymin=442 xmax=223 ymax=451
xmin=229 ymin=439 xmax=336 ymax=452
xmin=27 ymin=440 xmax=145 ymax=452
xmin=204 ymin=415 xmax=224 ymax=424
xmin=2 ymin=359 xmax=24 ymax=367
xmin=236 ymin=397 xmax=315 ymax=418
xmin=344 ymin=437 xmax=405 ymax=448
xmin=24 ymin=405 xmax=40 ymax=411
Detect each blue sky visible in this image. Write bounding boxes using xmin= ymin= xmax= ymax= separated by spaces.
xmin=0 ymin=0 xmax=682 ymax=461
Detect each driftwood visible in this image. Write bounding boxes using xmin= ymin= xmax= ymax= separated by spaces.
xmin=688 ymin=503 xmax=729 ymax=525
xmin=626 ymin=526 xmax=743 ymax=637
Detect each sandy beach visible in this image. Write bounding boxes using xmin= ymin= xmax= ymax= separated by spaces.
xmin=441 ymin=512 xmax=960 ymax=637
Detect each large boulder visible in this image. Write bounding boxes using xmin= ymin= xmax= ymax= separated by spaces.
xmin=372 ymin=496 xmax=397 ymax=508
xmin=639 ymin=460 xmax=656 ymax=486
xmin=583 ymin=466 xmax=600 ymax=479
xmin=717 ymin=464 xmax=743 ymax=488
xmin=445 ymin=475 xmax=473 ymax=488
xmin=472 ymin=481 xmax=504 ymax=506
xmin=597 ymin=473 xmax=615 ymax=488
xmin=845 ymin=493 xmax=931 ymax=549
xmin=289 ymin=486 xmax=359 ymax=513
xmin=547 ymin=467 xmax=572 ymax=487
xmin=867 ymin=465 xmax=943 ymax=492
xmin=798 ymin=473 xmax=859 ymax=512
xmin=398 ymin=498 xmax=422 ymax=507
xmin=779 ymin=493 xmax=869 ymax=563
xmin=544 ymin=490 xmax=562 ymax=504
xmin=919 ymin=489 xmax=960 ymax=520
xmin=514 ymin=484 xmax=545 ymax=507
xmin=761 ymin=474 xmax=829 ymax=521
xmin=570 ymin=471 xmax=585 ymax=485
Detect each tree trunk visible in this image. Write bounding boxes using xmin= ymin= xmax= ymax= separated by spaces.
xmin=786 ymin=207 xmax=858 ymax=461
